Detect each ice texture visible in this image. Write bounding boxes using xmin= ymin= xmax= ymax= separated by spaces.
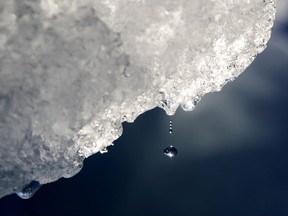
xmin=0 ymin=0 xmax=275 ymax=198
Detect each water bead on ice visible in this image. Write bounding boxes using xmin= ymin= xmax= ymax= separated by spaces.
xmin=16 ymin=181 xmax=42 ymax=199
xmin=164 ymin=146 xmax=178 ymax=158
xmin=181 ymin=100 xmax=195 ymax=111
xmin=181 ymin=96 xmax=202 ymax=111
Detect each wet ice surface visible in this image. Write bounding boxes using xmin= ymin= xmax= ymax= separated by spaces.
xmin=0 ymin=0 xmax=275 ymax=198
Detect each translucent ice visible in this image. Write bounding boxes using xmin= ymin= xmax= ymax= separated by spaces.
xmin=16 ymin=181 xmax=42 ymax=199
xmin=0 ymin=0 xmax=275 ymax=198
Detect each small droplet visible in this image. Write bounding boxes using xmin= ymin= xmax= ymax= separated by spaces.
xmin=164 ymin=145 xmax=178 ymax=158
xmin=181 ymin=96 xmax=202 ymax=111
xmin=181 ymin=100 xmax=195 ymax=111
xmin=16 ymin=181 xmax=41 ymax=199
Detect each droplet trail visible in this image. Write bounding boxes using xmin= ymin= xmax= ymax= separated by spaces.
xmin=16 ymin=181 xmax=42 ymax=199
xmin=164 ymin=145 xmax=178 ymax=158
xmin=169 ymin=119 xmax=173 ymax=134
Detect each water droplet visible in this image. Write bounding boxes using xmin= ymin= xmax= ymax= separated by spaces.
xmin=181 ymin=100 xmax=195 ymax=111
xmin=181 ymin=96 xmax=201 ymax=111
xmin=164 ymin=145 xmax=178 ymax=158
xmin=16 ymin=181 xmax=41 ymax=199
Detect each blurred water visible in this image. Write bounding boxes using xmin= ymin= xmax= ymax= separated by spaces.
xmin=1 ymin=2 xmax=288 ymax=216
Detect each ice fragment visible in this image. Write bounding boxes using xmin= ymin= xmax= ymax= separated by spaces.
xmin=0 ymin=0 xmax=275 ymax=198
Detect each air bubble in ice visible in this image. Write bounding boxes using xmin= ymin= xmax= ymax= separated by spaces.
xmin=121 ymin=66 xmax=134 ymax=78
xmin=164 ymin=145 xmax=178 ymax=158
xmin=16 ymin=181 xmax=42 ymax=199
xmin=161 ymin=99 xmax=171 ymax=109
xmin=159 ymin=89 xmax=171 ymax=109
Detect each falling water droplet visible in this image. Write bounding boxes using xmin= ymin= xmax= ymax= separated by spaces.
xmin=164 ymin=145 xmax=178 ymax=158
xmin=169 ymin=119 xmax=173 ymax=134
xmin=16 ymin=181 xmax=42 ymax=199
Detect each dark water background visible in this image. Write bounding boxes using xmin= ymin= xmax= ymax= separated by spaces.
xmin=1 ymin=3 xmax=288 ymax=216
